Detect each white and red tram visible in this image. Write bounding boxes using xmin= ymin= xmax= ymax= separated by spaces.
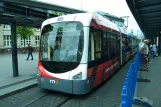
xmin=37 ymin=12 xmax=138 ymax=95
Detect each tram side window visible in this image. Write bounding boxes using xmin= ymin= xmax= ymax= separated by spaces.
xmin=114 ymin=34 xmax=118 ymax=57
xmin=103 ymin=31 xmax=108 ymax=60
xmin=88 ymin=28 xmax=102 ymax=61
xmin=114 ymin=34 xmax=117 ymax=57
xmin=88 ymin=31 xmax=95 ymax=61
xmin=109 ymin=33 xmax=114 ymax=59
xmin=113 ymin=34 xmax=116 ymax=58
xmin=125 ymin=37 xmax=128 ymax=51
xmin=129 ymin=38 xmax=132 ymax=51
xmin=95 ymin=31 xmax=102 ymax=59
xmin=122 ymin=36 xmax=126 ymax=53
xmin=108 ymin=32 xmax=111 ymax=59
xmin=116 ymin=35 xmax=120 ymax=57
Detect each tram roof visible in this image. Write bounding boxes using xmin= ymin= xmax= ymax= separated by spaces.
xmin=41 ymin=12 xmax=125 ymax=34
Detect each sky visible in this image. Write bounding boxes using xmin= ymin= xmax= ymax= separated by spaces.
xmin=33 ymin=0 xmax=143 ymax=37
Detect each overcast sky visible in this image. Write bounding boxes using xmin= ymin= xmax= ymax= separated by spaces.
xmin=34 ymin=0 xmax=143 ymax=36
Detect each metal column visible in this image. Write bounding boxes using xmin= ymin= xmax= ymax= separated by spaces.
xmin=11 ymin=21 xmax=19 ymax=77
xmin=156 ymin=37 xmax=157 ymax=44
xmin=47 ymin=10 xmax=50 ymax=19
xmin=159 ymin=30 xmax=161 ymax=56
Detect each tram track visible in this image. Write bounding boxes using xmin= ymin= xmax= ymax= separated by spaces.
xmin=0 ymin=85 xmax=73 ymax=107
xmin=0 ymin=59 xmax=134 ymax=107
xmin=0 ymin=59 xmax=132 ymax=107
xmin=23 ymin=93 xmax=50 ymax=107
xmin=55 ymin=95 xmax=73 ymax=107
xmin=23 ymin=91 xmax=73 ymax=107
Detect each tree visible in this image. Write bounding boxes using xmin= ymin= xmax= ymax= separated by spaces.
xmin=52 ymin=11 xmax=64 ymax=16
xmin=16 ymin=26 xmax=35 ymax=47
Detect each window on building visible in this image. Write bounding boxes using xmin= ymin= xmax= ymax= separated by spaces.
xmin=36 ymin=28 xmax=40 ymax=31
xmin=4 ymin=35 xmax=11 ymax=47
xmin=35 ymin=36 xmax=40 ymax=46
xmin=3 ymin=25 xmax=10 ymax=29
xmin=21 ymin=36 xmax=31 ymax=47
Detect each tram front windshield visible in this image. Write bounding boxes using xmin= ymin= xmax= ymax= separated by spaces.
xmin=40 ymin=22 xmax=84 ymax=63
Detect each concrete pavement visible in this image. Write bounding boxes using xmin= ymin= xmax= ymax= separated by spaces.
xmin=0 ymin=52 xmax=38 ymax=97
xmin=133 ymin=56 xmax=161 ymax=107
xmin=0 ymin=53 xmax=161 ymax=107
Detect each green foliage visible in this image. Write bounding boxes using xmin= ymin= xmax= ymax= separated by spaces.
xmin=52 ymin=11 xmax=64 ymax=16
xmin=16 ymin=26 xmax=35 ymax=39
xmin=59 ymin=12 xmax=64 ymax=16
xmin=16 ymin=26 xmax=35 ymax=47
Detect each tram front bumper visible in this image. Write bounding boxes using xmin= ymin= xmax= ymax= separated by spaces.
xmin=37 ymin=76 xmax=93 ymax=95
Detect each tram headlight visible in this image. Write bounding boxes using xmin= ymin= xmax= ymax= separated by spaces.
xmin=72 ymin=72 xmax=82 ymax=80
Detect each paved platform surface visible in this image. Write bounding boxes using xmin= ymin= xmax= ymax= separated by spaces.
xmin=0 ymin=53 xmax=133 ymax=107
xmin=0 ymin=53 xmax=38 ymax=97
xmin=133 ymin=56 xmax=161 ymax=107
xmin=0 ymin=53 xmax=160 ymax=107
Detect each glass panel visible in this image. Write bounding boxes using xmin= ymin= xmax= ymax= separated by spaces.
xmin=4 ymin=35 xmax=6 ymax=40
xmin=95 ymin=32 xmax=101 ymax=52
xmin=4 ymin=41 xmax=6 ymax=46
xmin=89 ymin=31 xmax=95 ymax=61
xmin=40 ymin=22 xmax=84 ymax=62
xmin=96 ymin=53 xmax=101 ymax=59
xmin=103 ymin=31 xmax=108 ymax=59
xmin=7 ymin=41 xmax=9 ymax=46
xmin=7 ymin=35 xmax=9 ymax=40
xmin=21 ymin=41 xmax=23 ymax=46
xmin=95 ymin=31 xmax=102 ymax=59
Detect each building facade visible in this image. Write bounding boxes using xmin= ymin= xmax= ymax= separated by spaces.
xmin=0 ymin=24 xmax=40 ymax=49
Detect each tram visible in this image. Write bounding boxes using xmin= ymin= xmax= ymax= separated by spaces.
xmin=37 ymin=12 xmax=138 ymax=95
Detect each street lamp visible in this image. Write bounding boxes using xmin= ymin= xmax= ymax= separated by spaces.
xmin=120 ymin=16 xmax=130 ymax=28
xmin=80 ymin=0 xmax=83 ymax=11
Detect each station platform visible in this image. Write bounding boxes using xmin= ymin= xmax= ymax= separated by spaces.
xmin=0 ymin=53 xmax=38 ymax=97
xmin=133 ymin=56 xmax=161 ymax=107
xmin=0 ymin=53 xmax=161 ymax=107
